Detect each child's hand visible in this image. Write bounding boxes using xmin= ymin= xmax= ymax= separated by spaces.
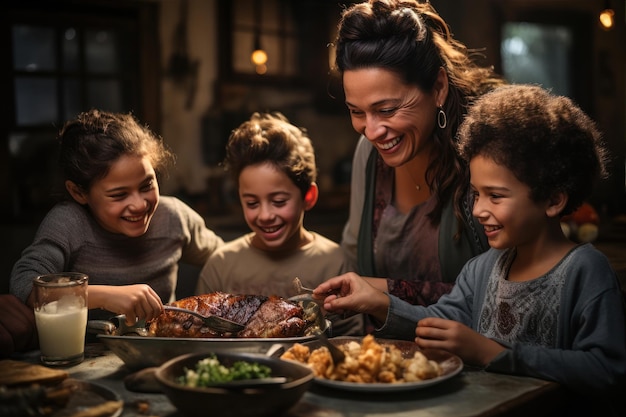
xmin=89 ymin=284 xmax=164 ymax=325
xmin=313 ymin=272 xmax=390 ymax=323
xmin=415 ymin=317 xmax=505 ymax=366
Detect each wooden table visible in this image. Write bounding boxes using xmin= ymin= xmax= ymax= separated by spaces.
xmin=13 ymin=343 xmax=567 ymax=417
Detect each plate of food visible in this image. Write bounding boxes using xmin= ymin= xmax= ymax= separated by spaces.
xmin=280 ymin=335 xmax=463 ymax=392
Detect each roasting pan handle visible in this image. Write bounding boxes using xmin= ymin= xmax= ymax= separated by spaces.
xmin=87 ymin=315 xmax=149 ymax=336
xmin=87 ymin=319 xmax=117 ymax=335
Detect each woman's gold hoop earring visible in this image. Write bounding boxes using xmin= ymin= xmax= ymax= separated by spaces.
xmin=437 ymin=106 xmax=447 ymax=129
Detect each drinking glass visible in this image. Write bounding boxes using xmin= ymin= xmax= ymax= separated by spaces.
xmin=33 ymin=272 xmax=88 ymax=366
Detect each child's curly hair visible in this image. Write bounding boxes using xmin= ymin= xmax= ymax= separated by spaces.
xmin=457 ymin=84 xmax=609 ymax=216
xmin=224 ymin=112 xmax=317 ymax=198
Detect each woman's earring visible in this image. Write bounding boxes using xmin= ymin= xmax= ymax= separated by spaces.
xmin=437 ymin=106 xmax=447 ymax=129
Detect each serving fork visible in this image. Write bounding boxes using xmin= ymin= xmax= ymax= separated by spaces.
xmin=292 ymin=277 xmax=346 ymax=364
xmin=293 ymin=277 xmax=316 ymax=294
xmin=163 ymin=305 xmax=245 ymax=333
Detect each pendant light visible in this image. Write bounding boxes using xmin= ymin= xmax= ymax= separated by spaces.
xmin=599 ymin=0 xmax=615 ymax=30
xmin=250 ymin=0 xmax=267 ymax=74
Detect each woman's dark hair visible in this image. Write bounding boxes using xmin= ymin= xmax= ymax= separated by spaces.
xmin=333 ymin=0 xmax=504 ymax=232
xmin=58 ymin=109 xmax=174 ymax=193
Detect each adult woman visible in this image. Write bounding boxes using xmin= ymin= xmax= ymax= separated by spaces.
xmin=336 ymin=0 xmax=504 ymax=305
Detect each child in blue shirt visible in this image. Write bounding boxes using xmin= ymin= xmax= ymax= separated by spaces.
xmin=314 ymin=85 xmax=626 ymax=414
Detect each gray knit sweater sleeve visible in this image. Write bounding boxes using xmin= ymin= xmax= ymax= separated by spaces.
xmin=9 ymin=197 xmax=224 ymax=305
xmin=10 ymin=202 xmax=87 ymax=302
xmin=168 ymin=196 xmax=224 ymax=266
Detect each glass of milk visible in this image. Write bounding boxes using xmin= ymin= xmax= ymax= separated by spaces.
xmin=33 ymin=273 xmax=88 ymax=366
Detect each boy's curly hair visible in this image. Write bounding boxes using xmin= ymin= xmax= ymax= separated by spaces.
xmin=457 ymin=84 xmax=609 ymax=216
xmin=224 ymin=112 xmax=317 ymax=198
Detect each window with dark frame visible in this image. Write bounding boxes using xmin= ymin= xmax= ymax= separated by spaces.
xmin=495 ymin=9 xmax=593 ymax=114
xmin=501 ymin=22 xmax=573 ymax=98
xmin=11 ymin=21 xmax=138 ymax=128
xmin=2 ymin=2 xmax=156 ymax=220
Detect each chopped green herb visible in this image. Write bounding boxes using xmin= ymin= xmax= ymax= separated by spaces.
xmin=178 ymin=354 xmax=272 ymax=387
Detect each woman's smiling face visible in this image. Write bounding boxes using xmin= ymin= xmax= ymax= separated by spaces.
xmin=79 ymin=154 xmax=160 ymax=237
xmin=343 ymin=67 xmax=441 ymax=167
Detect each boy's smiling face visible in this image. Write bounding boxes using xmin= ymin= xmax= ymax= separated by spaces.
xmin=469 ymin=154 xmax=551 ymax=251
xmin=238 ymin=162 xmax=315 ymax=252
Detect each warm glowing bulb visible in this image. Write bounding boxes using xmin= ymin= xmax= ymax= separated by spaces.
xmin=599 ymin=9 xmax=614 ymax=29
xmin=251 ymin=49 xmax=268 ymax=66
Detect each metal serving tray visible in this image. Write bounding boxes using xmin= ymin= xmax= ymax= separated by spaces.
xmin=93 ymin=296 xmax=329 ymax=370
xmin=98 ymin=332 xmax=321 ymax=371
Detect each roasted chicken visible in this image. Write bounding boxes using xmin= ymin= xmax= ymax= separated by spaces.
xmin=148 ymin=292 xmax=307 ymax=338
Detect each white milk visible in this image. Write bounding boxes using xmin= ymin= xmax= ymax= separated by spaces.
xmin=35 ymin=300 xmax=87 ymax=359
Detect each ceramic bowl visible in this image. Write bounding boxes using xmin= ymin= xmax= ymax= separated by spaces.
xmin=154 ymin=351 xmax=313 ymax=417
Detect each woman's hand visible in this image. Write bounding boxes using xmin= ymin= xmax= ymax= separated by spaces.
xmin=414 ymin=317 xmax=505 ymax=366
xmin=88 ymin=284 xmax=163 ymax=325
xmin=313 ymin=272 xmax=390 ymax=323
